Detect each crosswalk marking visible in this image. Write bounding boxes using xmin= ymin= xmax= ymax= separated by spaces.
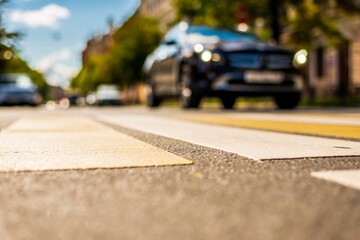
xmin=98 ymin=114 xmax=360 ymax=161
xmin=311 ymin=170 xmax=360 ymax=191
xmin=0 ymin=115 xmax=192 ymax=172
xmin=173 ymin=114 xmax=360 ymax=140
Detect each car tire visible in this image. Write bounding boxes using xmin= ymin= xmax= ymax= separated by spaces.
xmin=274 ymin=92 xmax=301 ymax=109
xmin=220 ymin=96 xmax=236 ymax=109
xmin=146 ymin=83 xmax=161 ymax=108
xmin=179 ymin=64 xmax=201 ymax=109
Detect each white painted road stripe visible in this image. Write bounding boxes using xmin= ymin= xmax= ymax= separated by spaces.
xmin=311 ymin=170 xmax=360 ymax=191
xmin=0 ymin=115 xmax=191 ymax=172
xmin=98 ymin=114 xmax=360 ymax=161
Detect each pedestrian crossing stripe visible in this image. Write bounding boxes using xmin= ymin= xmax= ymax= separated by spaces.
xmin=0 ymin=115 xmax=192 ymax=172
xmin=98 ymin=114 xmax=360 ymax=161
xmin=312 ymin=170 xmax=360 ymax=191
xmin=173 ymin=115 xmax=360 ymax=140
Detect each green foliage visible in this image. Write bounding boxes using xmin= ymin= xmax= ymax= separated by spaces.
xmin=1 ymin=0 xmax=20 ymax=72
xmin=112 ymin=15 xmax=162 ymax=87
xmin=174 ymin=0 xmax=360 ymax=49
xmin=174 ymin=0 xmax=268 ymax=29
xmin=71 ymin=15 xmax=162 ymax=93
xmin=174 ymin=0 xmax=236 ymax=28
xmin=0 ymin=0 xmax=47 ymax=97
xmin=71 ymin=56 xmax=108 ymax=94
xmin=283 ymin=1 xmax=349 ymax=49
xmin=0 ymin=0 xmax=19 ymax=44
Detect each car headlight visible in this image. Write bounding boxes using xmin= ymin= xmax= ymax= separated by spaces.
xmin=201 ymin=50 xmax=212 ymax=62
xmin=294 ymin=49 xmax=308 ymax=66
xmin=194 ymin=43 xmax=204 ymax=53
xmin=200 ymin=50 xmax=225 ymax=65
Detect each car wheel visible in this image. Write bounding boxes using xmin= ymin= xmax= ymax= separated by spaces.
xmin=146 ymin=83 xmax=161 ymax=108
xmin=179 ymin=64 xmax=201 ymax=109
xmin=274 ymin=92 xmax=301 ymax=109
xmin=220 ymin=96 xmax=236 ymax=109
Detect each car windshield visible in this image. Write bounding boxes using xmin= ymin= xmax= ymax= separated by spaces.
xmin=0 ymin=74 xmax=35 ymax=88
xmin=97 ymin=85 xmax=120 ymax=92
xmin=186 ymin=26 xmax=260 ymax=44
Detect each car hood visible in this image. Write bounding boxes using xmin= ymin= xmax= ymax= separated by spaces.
xmin=207 ymin=42 xmax=294 ymax=54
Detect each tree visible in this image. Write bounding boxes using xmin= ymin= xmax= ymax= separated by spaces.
xmin=274 ymin=0 xmax=360 ymax=48
xmin=71 ymin=55 xmax=110 ymax=94
xmin=1 ymin=0 xmax=19 ymax=72
xmin=71 ymin=14 xmax=162 ymax=93
xmin=0 ymin=0 xmax=18 ymax=45
xmin=174 ymin=0 xmax=360 ymax=49
xmin=110 ymin=15 xmax=162 ymax=87
xmin=174 ymin=0 xmax=268 ymax=28
xmin=0 ymin=0 xmax=48 ymax=97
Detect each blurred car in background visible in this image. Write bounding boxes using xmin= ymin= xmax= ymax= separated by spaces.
xmin=144 ymin=22 xmax=306 ymax=109
xmin=67 ymin=94 xmax=86 ymax=106
xmin=0 ymin=74 xmax=42 ymax=106
xmin=95 ymin=84 xmax=122 ymax=106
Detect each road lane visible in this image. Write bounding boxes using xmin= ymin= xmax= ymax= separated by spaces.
xmin=97 ymin=114 xmax=360 ymax=161
xmin=0 ymin=107 xmax=359 ymax=240
xmin=0 ymin=115 xmax=191 ymax=172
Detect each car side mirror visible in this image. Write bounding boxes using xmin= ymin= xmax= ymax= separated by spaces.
xmin=165 ymin=40 xmax=177 ymax=45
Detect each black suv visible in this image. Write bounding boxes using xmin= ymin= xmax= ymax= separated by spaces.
xmin=143 ymin=22 xmax=306 ymax=109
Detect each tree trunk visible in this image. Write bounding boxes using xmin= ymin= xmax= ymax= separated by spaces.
xmin=338 ymin=41 xmax=350 ymax=99
xmin=269 ymin=0 xmax=280 ymax=43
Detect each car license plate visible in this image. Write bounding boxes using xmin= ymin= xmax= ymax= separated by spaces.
xmin=245 ymin=71 xmax=284 ymax=84
xmin=9 ymin=96 xmax=20 ymax=103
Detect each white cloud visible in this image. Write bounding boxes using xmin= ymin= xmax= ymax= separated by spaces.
xmin=37 ymin=48 xmax=71 ymax=70
xmin=37 ymin=48 xmax=76 ymax=87
xmin=10 ymin=4 xmax=70 ymax=29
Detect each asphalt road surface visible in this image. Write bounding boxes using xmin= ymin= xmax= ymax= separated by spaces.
xmin=0 ymin=105 xmax=359 ymax=240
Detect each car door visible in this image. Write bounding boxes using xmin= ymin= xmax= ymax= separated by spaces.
xmin=153 ymin=25 xmax=181 ymax=96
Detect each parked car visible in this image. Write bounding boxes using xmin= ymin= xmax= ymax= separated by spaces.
xmin=67 ymin=94 xmax=85 ymax=106
xmin=0 ymin=74 xmax=42 ymax=106
xmin=143 ymin=22 xmax=307 ymax=109
xmin=95 ymin=84 xmax=122 ymax=105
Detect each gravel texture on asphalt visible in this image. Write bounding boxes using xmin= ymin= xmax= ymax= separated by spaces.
xmin=0 ymin=112 xmax=359 ymax=240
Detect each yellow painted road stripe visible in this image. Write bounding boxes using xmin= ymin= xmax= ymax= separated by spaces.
xmin=175 ymin=115 xmax=360 ymax=140
xmin=276 ymin=113 xmax=360 ymax=120
xmin=0 ymin=115 xmax=192 ymax=172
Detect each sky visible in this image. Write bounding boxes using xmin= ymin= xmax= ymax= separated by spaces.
xmin=3 ymin=0 xmax=140 ymax=87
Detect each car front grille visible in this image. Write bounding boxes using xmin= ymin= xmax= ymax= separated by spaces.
xmin=267 ymin=54 xmax=293 ymax=69
xmin=227 ymin=53 xmax=260 ymax=69
xmin=226 ymin=52 xmax=293 ymax=70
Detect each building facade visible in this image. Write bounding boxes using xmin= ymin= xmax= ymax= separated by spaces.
xmin=82 ymin=22 xmax=115 ymax=65
xmin=138 ymin=0 xmax=175 ymax=30
xmin=305 ymin=0 xmax=360 ymax=98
